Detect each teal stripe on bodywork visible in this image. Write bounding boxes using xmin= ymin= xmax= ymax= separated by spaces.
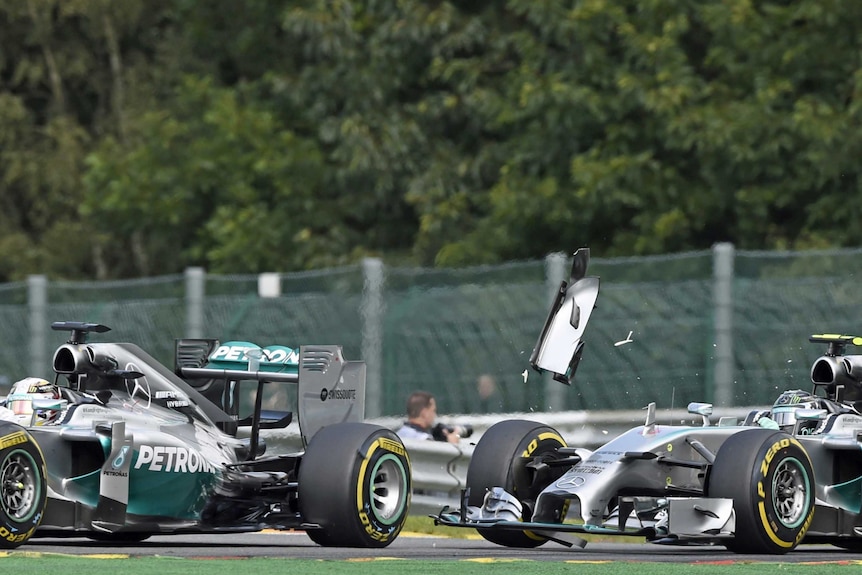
xmin=826 ymin=476 xmax=862 ymax=514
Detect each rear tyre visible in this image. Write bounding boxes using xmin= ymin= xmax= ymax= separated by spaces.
xmin=0 ymin=424 xmax=47 ymax=549
xmin=466 ymin=419 xmax=567 ymax=548
xmin=299 ymin=422 xmax=410 ymax=548
xmin=708 ymin=429 xmax=814 ymax=554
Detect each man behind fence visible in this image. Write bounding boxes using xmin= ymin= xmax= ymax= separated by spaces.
xmin=396 ymin=390 xmax=461 ymax=444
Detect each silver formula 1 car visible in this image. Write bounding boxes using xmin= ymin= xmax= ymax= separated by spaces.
xmin=0 ymin=322 xmax=410 ymax=549
xmin=434 ymin=248 xmax=862 ymax=554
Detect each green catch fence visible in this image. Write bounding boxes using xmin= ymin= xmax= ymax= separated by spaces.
xmin=1 ymin=245 xmax=860 ymax=417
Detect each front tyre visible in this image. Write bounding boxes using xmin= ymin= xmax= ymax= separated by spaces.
xmin=298 ymin=422 xmax=410 ymax=548
xmin=0 ymin=424 xmax=47 ymax=549
xmin=708 ymin=429 xmax=814 ymax=554
xmin=466 ymin=419 xmax=567 ymax=548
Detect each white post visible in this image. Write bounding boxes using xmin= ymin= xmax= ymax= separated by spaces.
xmin=361 ymin=258 xmax=384 ymax=418
xmin=28 ymin=275 xmax=48 ymax=378
xmin=258 ymin=272 xmax=281 ymax=298
xmin=713 ymin=243 xmax=735 ymax=406
xmin=544 ymin=252 xmax=568 ymax=411
xmin=185 ymin=267 xmax=205 ymax=339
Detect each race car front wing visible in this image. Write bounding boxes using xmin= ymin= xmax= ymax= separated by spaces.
xmin=432 ymin=488 xmax=736 ymax=548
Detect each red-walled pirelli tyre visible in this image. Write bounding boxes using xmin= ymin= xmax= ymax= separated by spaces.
xmin=0 ymin=423 xmax=47 ymax=549
xmin=708 ymin=429 xmax=815 ymax=554
xmin=466 ymin=419 xmax=568 ymax=548
xmin=298 ymin=422 xmax=411 ymax=548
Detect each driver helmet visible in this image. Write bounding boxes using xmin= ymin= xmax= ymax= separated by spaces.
xmin=6 ymin=377 xmax=61 ymax=424
xmin=771 ymin=389 xmax=823 ymax=430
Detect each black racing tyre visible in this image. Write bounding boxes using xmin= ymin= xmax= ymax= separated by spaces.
xmin=0 ymin=423 xmax=47 ymax=549
xmin=466 ymin=419 xmax=567 ymax=548
xmin=708 ymin=429 xmax=815 ymax=554
xmin=298 ymin=422 xmax=411 ymax=548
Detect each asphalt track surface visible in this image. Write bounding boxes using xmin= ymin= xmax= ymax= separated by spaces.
xmin=20 ymin=531 xmax=862 ymax=563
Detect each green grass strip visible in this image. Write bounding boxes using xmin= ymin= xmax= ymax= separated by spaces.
xmin=1 ymin=553 xmax=861 ymax=575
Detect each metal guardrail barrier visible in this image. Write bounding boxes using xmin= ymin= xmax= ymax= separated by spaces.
xmin=399 ymin=438 xmax=473 ymax=516
xmin=258 ymin=406 xmax=762 ymax=515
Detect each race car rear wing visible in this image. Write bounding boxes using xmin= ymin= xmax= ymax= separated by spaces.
xmin=529 ymin=248 xmax=600 ymax=385
xmin=177 ymin=342 xmax=366 ymax=451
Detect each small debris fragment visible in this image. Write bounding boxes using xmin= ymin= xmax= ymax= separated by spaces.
xmin=614 ymin=331 xmax=634 ymax=347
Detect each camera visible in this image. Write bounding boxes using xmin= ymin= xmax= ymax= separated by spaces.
xmin=431 ymin=422 xmax=474 ymax=441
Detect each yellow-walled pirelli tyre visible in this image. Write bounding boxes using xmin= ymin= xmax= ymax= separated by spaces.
xmin=298 ymin=422 xmax=411 ymax=548
xmin=466 ymin=419 xmax=568 ymax=548
xmin=0 ymin=423 xmax=47 ymax=549
xmin=708 ymin=429 xmax=815 ymax=554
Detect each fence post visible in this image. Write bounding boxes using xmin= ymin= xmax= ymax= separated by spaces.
xmin=712 ymin=243 xmax=735 ymax=406
xmin=185 ymin=267 xmax=205 ymax=339
xmin=362 ymin=257 xmax=384 ymax=419
xmin=544 ymin=252 xmax=568 ymax=410
xmin=28 ymin=275 xmax=48 ymax=379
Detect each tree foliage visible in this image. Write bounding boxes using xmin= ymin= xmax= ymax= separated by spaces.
xmin=1 ymin=0 xmax=860 ymax=280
